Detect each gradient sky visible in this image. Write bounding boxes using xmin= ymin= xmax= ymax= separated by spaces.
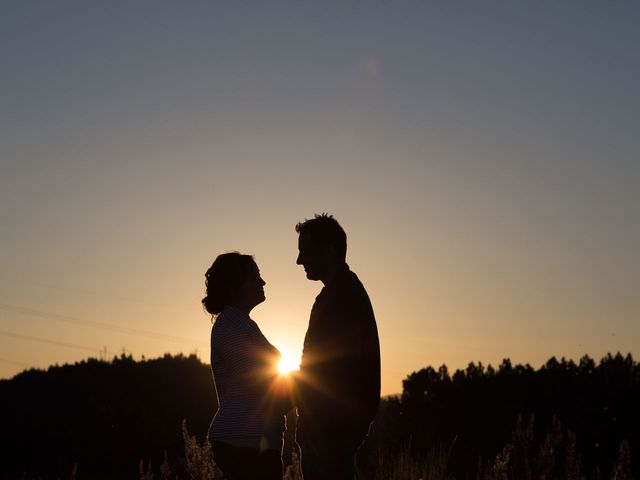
xmin=1 ymin=1 xmax=639 ymax=395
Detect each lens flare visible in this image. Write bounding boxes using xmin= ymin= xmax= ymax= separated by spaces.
xmin=277 ymin=349 xmax=300 ymax=375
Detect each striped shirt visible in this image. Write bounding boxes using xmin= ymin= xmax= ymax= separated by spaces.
xmin=208 ymin=306 xmax=286 ymax=450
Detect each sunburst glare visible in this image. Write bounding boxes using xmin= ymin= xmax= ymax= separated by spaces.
xmin=277 ymin=348 xmax=300 ymax=375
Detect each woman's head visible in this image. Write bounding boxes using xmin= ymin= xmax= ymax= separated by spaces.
xmin=202 ymin=252 xmax=266 ymax=315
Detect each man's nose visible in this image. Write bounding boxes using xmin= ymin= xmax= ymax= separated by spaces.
xmin=296 ymin=253 xmax=303 ymax=265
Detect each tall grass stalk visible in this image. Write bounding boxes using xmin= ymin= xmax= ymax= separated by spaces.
xmin=138 ymin=420 xmax=632 ymax=480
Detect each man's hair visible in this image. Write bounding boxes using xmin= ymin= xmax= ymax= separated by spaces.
xmin=295 ymin=213 xmax=347 ymax=262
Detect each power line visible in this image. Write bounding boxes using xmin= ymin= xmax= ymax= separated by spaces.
xmin=0 ymin=357 xmax=31 ymax=368
xmin=32 ymin=282 xmax=179 ymax=310
xmin=0 ymin=302 xmax=199 ymax=346
xmin=0 ymin=329 xmax=105 ymax=354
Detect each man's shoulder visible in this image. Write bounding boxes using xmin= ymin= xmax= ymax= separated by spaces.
xmin=338 ymin=268 xmax=369 ymax=297
xmin=327 ymin=268 xmax=374 ymax=315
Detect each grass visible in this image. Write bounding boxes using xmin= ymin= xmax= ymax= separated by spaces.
xmin=132 ymin=418 xmax=633 ymax=480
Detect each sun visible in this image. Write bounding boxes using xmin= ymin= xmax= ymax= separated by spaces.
xmin=277 ymin=349 xmax=300 ymax=375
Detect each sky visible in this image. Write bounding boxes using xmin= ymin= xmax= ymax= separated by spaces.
xmin=1 ymin=1 xmax=639 ymax=396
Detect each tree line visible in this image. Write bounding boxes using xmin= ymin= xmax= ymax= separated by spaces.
xmin=1 ymin=352 xmax=637 ymax=479
xmin=365 ymin=353 xmax=639 ymax=479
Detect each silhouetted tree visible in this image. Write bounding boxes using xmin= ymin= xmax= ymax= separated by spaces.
xmin=396 ymin=352 xmax=639 ymax=478
xmin=0 ymin=354 xmax=215 ymax=479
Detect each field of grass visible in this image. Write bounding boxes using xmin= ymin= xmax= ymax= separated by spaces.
xmin=128 ymin=418 xmax=633 ymax=480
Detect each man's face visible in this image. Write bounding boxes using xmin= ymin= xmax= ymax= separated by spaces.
xmin=296 ymin=233 xmax=331 ymax=281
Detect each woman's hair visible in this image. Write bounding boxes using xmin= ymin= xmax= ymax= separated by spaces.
xmin=202 ymin=252 xmax=256 ymax=315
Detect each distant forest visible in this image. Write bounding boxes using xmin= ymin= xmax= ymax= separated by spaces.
xmin=1 ymin=352 xmax=637 ymax=479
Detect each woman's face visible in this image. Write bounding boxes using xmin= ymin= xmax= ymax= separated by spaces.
xmin=239 ymin=262 xmax=266 ymax=311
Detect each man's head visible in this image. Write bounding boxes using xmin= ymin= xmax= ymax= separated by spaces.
xmin=295 ymin=213 xmax=347 ymax=282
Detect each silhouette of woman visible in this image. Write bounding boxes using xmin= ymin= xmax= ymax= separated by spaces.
xmin=202 ymin=252 xmax=291 ymax=480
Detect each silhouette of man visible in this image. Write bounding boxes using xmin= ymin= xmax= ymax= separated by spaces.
xmin=294 ymin=213 xmax=381 ymax=480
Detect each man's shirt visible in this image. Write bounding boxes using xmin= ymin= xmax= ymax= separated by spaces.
xmin=297 ymin=264 xmax=381 ymax=442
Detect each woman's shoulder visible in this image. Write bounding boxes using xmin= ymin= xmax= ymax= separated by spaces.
xmin=213 ymin=307 xmax=241 ymax=326
xmin=211 ymin=308 xmax=253 ymax=341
